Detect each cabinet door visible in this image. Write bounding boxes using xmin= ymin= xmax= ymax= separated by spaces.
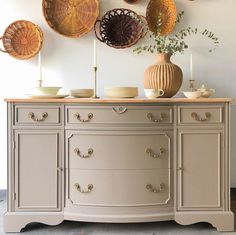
xmin=14 ymin=130 xmax=62 ymax=211
xmin=177 ymin=129 xmax=223 ymax=211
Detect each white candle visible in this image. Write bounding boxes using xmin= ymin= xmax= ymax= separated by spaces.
xmin=38 ymin=51 xmax=42 ymax=82
xmin=93 ymin=39 xmax=97 ymax=67
xmin=190 ymin=53 xmax=193 ymax=80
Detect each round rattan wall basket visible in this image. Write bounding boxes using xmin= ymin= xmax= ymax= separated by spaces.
xmin=0 ymin=20 xmax=43 ymax=60
xmin=146 ymin=0 xmax=177 ymax=35
xmin=94 ymin=8 xmax=145 ymax=49
xmin=42 ymin=0 xmax=99 ymax=38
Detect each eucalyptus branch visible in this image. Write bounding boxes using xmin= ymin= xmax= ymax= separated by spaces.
xmin=134 ymin=11 xmax=219 ymax=55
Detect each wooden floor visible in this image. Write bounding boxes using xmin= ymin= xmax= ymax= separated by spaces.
xmin=0 ymin=190 xmax=235 ymax=234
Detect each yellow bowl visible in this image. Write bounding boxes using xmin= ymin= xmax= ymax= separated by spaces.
xmin=33 ymin=87 xmax=62 ymax=95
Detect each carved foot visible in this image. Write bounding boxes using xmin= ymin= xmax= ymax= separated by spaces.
xmin=4 ymin=212 xmax=64 ymax=233
xmin=175 ymin=211 xmax=234 ymax=232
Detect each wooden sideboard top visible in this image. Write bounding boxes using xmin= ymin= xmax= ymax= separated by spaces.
xmin=4 ymin=97 xmax=234 ymax=103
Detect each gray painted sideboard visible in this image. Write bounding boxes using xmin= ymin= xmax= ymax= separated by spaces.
xmin=3 ymin=98 xmax=234 ymax=232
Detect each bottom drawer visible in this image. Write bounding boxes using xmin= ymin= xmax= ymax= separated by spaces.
xmin=68 ymin=169 xmax=171 ymax=207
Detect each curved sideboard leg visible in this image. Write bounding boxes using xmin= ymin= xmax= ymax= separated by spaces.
xmin=4 ymin=212 xmax=64 ymax=233
xmin=175 ymin=211 xmax=235 ymax=232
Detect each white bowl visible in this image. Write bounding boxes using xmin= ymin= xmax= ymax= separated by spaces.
xmin=104 ymin=87 xmax=138 ymax=98
xmin=32 ymin=87 xmax=62 ymax=95
xmin=144 ymin=89 xmax=164 ymax=98
xmin=70 ymin=89 xmax=94 ymax=98
xmin=182 ymin=91 xmax=202 ymax=99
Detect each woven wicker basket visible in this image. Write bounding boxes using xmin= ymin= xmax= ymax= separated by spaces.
xmin=43 ymin=0 xmax=99 ymax=38
xmin=0 ymin=20 xmax=43 ymax=60
xmin=146 ymin=0 xmax=177 ymax=35
xmin=124 ymin=0 xmax=139 ymax=3
xmin=94 ymin=8 xmax=145 ymax=49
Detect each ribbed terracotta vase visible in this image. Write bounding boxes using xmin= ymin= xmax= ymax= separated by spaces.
xmin=144 ymin=53 xmax=183 ymax=98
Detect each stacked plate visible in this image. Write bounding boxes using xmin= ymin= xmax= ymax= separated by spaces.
xmin=104 ymin=87 xmax=138 ymax=98
xmin=70 ymin=89 xmax=94 ymax=98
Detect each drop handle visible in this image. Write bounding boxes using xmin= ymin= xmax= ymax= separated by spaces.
xmin=74 ymin=183 xmax=93 ymax=193
xmin=146 ymin=147 xmax=165 ymax=158
xmin=74 ymin=148 xmax=93 ymax=158
xmin=147 ymin=112 xmax=166 ymax=123
xmin=191 ymin=112 xmax=211 ymax=121
xmin=146 ymin=183 xmax=165 ymax=193
xmin=28 ymin=112 xmax=48 ymax=122
xmin=74 ymin=112 xmax=93 ymax=122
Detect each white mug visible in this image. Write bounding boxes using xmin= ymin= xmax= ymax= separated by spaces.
xmin=144 ymin=89 xmax=165 ymax=99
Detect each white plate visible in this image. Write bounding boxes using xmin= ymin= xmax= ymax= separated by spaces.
xmin=26 ymin=94 xmax=69 ymax=99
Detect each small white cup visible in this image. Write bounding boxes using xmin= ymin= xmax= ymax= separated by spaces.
xmin=144 ymin=89 xmax=164 ymax=99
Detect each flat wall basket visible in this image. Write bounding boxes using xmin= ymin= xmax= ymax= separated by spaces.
xmin=0 ymin=20 xmax=43 ymax=60
xmin=42 ymin=0 xmax=99 ymax=38
xmin=94 ymin=8 xmax=145 ymax=49
xmin=146 ymin=0 xmax=177 ymax=35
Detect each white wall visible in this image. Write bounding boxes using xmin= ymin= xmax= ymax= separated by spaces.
xmin=0 ymin=0 xmax=236 ymax=189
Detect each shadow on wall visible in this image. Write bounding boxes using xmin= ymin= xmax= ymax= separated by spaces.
xmin=230 ymin=105 xmax=236 ymax=187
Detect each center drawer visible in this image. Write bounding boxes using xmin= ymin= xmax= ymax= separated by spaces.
xmin=66 ymin=106 xmax=173 ymax=126
xmin=66 ymin=130 xmax=172 ymax=170
xmin=68 ymin=169 xmax=171 ymax=207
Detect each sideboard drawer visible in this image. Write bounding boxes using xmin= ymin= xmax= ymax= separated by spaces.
xmin=15 ymin=105 xmax=61 ymax=125
xmin=66 ymin=106 xmax=173 ymax=125
xmin=178 ymin=105 xmax=223 ymax=124
xmin=67 ymin=130 xmax=171 ymax=170
xmin=68 ymin=169 xmax=171 ymax=207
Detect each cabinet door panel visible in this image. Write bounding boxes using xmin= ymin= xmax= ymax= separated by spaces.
xmin=15 ymin=130 xmax=61 ymax=211
xmin=178 ymin=130 xmax=223 ymax=210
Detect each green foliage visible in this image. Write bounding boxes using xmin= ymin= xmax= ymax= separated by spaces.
xmin=134 ymin=11 xmax=219 ymax=55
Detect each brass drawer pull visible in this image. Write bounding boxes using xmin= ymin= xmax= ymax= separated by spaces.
xmin=74 ymin=183 xmax=93 ymax=193
xmin=146 ymin=147 xmax=165 ymax=158
xmin=28 ymin=112 xmax=48 ymax=122
xmin=191 ymin=112 xmax=211 ymax=121
xmin=112 ymin=107 xmax=127 ymax=114
xmin=74 ymin=112 xmax=93 ymax=122
xmin=147 ymin=112 xmax=166 ymax=123
xmin=74 ymin=148 xmax=93 ymax=158
xmin=146 ymin=183 xmax=165 ymax=193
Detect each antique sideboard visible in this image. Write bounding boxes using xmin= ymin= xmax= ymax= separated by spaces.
xmin=3 ymin=98 xmax=234 ymax=232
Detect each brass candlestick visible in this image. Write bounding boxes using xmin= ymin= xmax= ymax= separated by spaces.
xmin=93 ymin=66 xmax=99 ymax=98
xmin=37 ymin=79 xmax=43 ymax=87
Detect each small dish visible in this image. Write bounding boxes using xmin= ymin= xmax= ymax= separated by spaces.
xmin=182 ymin=91 xmax=202 ymax=99
xmin=144 ymin=89 xmax=164 ymax=98
xmin=104 ymin=87 xmax=138 ymax=98
xmin=70 ymin=89 xmax=94 ymax=98
xmin=26 ymin=94 xmax=68 ymax=99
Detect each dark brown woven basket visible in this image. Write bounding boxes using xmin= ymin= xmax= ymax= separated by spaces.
xmin=42 ymin=0 xmax=99 ymax=38
xmin=94 ymin=8 xmax=145 ymax=49
xmin=0 ymin=20 xmax=43 ymax=60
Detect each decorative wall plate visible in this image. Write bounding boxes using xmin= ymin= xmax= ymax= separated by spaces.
xmin=94 ymin=8 xmax=145 ymax=49
xmin=0 ymin=20 xmax=43 ymax=60
xmin=42 ymin=0 xmax=99 ymax=38
xmin=146 ymin=0 xmax=177 ymax=35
